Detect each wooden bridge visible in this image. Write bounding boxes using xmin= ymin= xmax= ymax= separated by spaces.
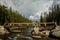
xmin=4 ymin=22 xmax=57 ymax=33
xmin=7 ymin=22 xmax=57 ymax=27
xmin=3 ymin=22 xmax=58 ymax=39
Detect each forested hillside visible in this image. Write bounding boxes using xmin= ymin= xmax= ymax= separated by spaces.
xmin=40 ymin=5 xmax=60 ymax=25
xmin=0 ymin=5 xmax=32 ymax=25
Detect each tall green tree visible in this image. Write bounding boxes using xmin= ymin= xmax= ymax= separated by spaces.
xmin=0 ymin=5 xmax=32 ymax=25
xmin=43 ymin=5 xmax=60 ymax=25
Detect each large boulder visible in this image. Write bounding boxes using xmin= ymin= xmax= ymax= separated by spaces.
xmin=51 ymin=30 xmax=60 ymax=37
xmin=0 ymin=26 xmax=5 ymax=35
xmin=0 ymin=26 xmax=10 ymax=35
xmin=50 ymin=26 xmax=60 ymax=38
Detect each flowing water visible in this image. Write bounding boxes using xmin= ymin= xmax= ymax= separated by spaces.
xmin=5 ymin=28 xmax=34 ymax=40
xmin=5 ymin=28 xmax=58 ymax=40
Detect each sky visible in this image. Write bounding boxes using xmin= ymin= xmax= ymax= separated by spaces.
xmin=0 ymin=0 xmax=60 ymax=21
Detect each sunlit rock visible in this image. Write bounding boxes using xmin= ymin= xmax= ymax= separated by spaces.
xmin=0 ymin=26 xmax=5 ymax=35
xmin=34 ymin=26 xmax=40 ymax=34
xmin=50 ymin=26 xmax=60 ymax=38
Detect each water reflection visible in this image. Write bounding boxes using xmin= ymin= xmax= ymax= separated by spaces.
xmin=5 ymin=28 xmax=57 ymax=40
xmin=7 ymin=37 xmax=33 ymax=40
xmin=6 ymin=28 xmax=34 ymax=40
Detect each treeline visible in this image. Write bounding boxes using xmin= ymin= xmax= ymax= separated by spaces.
xmin=0 ymin=5 xmax=32 ymax=25
xmin=40 ymin=5 xmax=60 ymax=25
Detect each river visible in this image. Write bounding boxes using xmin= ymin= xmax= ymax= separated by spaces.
xmin=5 ymin=28 xmax=58 ymax=40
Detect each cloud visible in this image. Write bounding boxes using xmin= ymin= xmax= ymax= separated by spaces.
xmin=0 ymin=0 xmax=54 ymax=21
xmin=28 ymin=0 xmax=53 ymax=21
